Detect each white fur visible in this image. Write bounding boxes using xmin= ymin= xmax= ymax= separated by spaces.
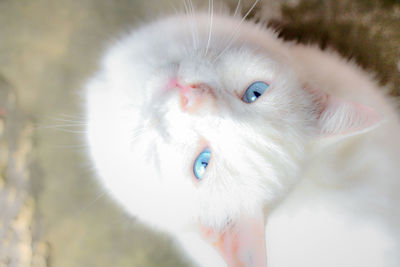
xmin=85 ymin=11 xmax=400 ymax=267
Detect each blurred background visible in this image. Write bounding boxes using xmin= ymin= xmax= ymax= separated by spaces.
xmin=0 ymin=0 xmax=399 ymax=266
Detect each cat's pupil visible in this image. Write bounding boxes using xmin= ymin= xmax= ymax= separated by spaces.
xmin=254 ymin=91 xmax=261 ymax=97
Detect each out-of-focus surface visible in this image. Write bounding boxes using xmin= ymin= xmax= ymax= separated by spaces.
xmin=0 ymin=78 xmax=48 ymax=267
xmin=266 ymin=0 xmax=400 ymax=96
xmin=0 ymin=0 xmax=398 ymax=266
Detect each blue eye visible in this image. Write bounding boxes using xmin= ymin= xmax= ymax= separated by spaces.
xmin=242 ymin=81 xmax=269 ymax=103
xmin=193 ymin=147 xmax=211 ymax=180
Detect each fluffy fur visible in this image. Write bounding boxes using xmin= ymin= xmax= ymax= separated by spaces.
xmin=85 ymin=10 xmax=400 ymax=267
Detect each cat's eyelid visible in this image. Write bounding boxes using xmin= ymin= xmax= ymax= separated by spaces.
xmin=192 ymin=140 xmax=212 ymax=181
xmin=240 ymin=81 xmax=271 ymax=103
xmin=240 ymin=81 xmax=271 ymax=95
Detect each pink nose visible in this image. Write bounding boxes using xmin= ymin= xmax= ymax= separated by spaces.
xmin=166 ymin=78 xmax=213 ymax=112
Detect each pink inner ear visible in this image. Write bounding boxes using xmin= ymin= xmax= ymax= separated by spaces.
xmin=305 ymin=86 xmax=382 ymax=137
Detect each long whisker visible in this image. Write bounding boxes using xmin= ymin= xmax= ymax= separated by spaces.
xmin=205 ymin=0 xmax=214 ymax=56
xmin=213 ymin=0 xmax=260 ymax=63
xmin=166 ymin=0 xmax=179 ymax=14
xmin=52 ymin=144 xmax=89 ymax=149
xmin=36 ymin=124 xmax=86 ymax=129
xmin=233 ymin=0 xmax=241 ymax=17
xmin=55 ymin=129 xmax=86 ymax=134
xmin=129 ymin=120 xmax=156 ymax=144
xmin=56 ymin=113 xmax=85 ymax=120
xmin=183 ymin=0 xmax=189 ymax=16
xmin=131 ymin=127 xmax=148 ymax=140
xmin=183 ymin=0 xmax=197 ymax=50
xmin=189 ymin=0 xmax=199 ymax=51
xmin=73 ymin=191 xmax=107 ymax=216
xmin=36 ymin=116 xmax=87 ymax=132
xmin=44 ymin=114 xmax=86 ymax=123
xmin=49 ymin=119 xmax=85 ymax=124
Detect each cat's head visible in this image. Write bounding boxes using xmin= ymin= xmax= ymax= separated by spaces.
xmin=86 ymin=12 xmax=380 ymax=266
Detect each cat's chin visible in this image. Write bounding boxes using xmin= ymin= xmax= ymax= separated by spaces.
xmin=198 ymin=213 xmax=268 ymax=267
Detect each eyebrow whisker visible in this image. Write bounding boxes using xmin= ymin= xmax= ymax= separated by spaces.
xmin=205 ymin=0 xmax=214 ymax=56
xmin=233 ymin=0 xmax=241 ymax=18
xmin=213 ymin=0 xmax=260 ymax=63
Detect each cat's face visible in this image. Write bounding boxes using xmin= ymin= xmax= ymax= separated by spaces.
xmin=87 ymin=13 xmax=315 ymax=232
xmin=86 ymin=12 xmax=380 ymax=265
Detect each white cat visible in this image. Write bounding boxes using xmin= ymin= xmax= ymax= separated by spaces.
xmin=84 ymin=6 xmax=400 ymax=267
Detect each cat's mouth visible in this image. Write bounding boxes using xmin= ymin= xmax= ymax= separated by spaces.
xmin=199 ymin=213 xmax=267 ymax=267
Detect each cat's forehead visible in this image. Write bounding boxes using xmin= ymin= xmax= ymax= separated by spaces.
xmin=102 ymin=13 xmax=291 ymax=104
xmin=129 ymin=13 xmax=286 ymax=67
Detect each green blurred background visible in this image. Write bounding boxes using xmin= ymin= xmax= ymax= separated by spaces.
xmin=0 ymin=0 xmax=399 ymax=266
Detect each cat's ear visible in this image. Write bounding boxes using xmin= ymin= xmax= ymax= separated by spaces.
xmin=305 ymin=86 xmax=382 ymax=137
